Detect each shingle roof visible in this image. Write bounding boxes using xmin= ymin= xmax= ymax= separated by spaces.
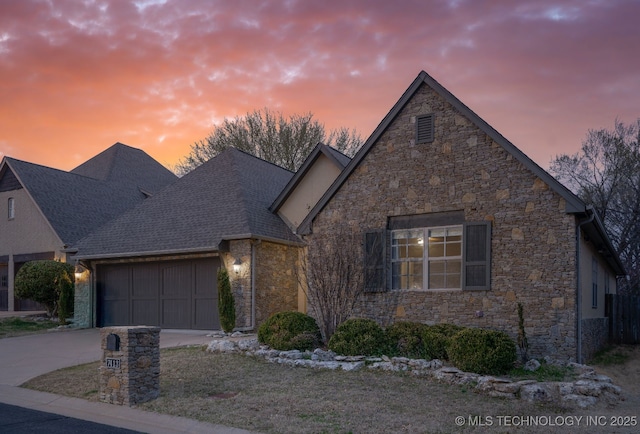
xmin=71 ymin=142 xmax=176 ymax=194
xmin=74 ymin=148 xmax=302 ymax=259
xmin=3 ymin=143 xmax=177 ymax=246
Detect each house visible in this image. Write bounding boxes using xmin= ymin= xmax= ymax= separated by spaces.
xmin=297 ymin=71 xmax=625 ymax=363
xmin=72 ymin=148 xmax=306 ymax=330
xmin=0 ymin=143 xmax=177 ymax=312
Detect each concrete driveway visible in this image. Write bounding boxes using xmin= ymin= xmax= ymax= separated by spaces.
xmin=0 ymin=327 xmax=255 ymax=434
xmin=0 ymin=327 xmax=215 ymax=387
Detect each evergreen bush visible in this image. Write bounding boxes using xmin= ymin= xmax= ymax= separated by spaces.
xmin=328 ymin=318 xmax=388 ymax=356
xmin=386 ymin=321 xmax=429 ymax=358
xmin=258 ymin=311 xmax=321 ymax=351
xmin=14 ymin=260 xmax=74 ymax=320
xmin=447 ymin=328 xmax=517 ymax=375
xmin=217 ymin=268 xmax=236 ymax=333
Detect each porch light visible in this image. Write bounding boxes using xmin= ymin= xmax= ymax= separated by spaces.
xmin=74 ymin=263 xmax=84 ymax=279
xmin=233 ymin=258 xmax=242 ymax=274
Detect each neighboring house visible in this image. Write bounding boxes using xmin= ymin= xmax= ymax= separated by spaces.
xmin=72 ymin=148 xmax=306 ymax=330
xmin=297 ymin=71 xmax=625 ymax=363
xmin=0 ymin=143 xmax=177 ymax=312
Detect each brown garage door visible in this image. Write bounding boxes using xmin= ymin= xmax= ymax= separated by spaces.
xmin=97 ymin=257 xmax=220 ymax=330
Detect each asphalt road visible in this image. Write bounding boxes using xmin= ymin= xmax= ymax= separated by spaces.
xmin=0 ymin=402 xmax=143 ymax=434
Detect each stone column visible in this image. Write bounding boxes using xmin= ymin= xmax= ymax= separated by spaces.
xmin=99 ymin=326 xmax=160 ymax=406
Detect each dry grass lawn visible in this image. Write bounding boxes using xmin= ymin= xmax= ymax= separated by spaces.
xmin=23 ymin=345 xmax=640 ymax=434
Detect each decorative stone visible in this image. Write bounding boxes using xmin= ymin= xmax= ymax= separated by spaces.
xmin=99 ymin=326 xmax=160 ymax=406
xmin=520 ymin=384 xmax=552 ymax=403
xmin=205 ymin=335 xmax=621 ymax=410
xmin=524 ymin=359 xmax=541 ymax=372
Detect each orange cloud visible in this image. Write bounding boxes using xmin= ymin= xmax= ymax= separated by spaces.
xmin=0 ymin=0 xmax=638 ymax=171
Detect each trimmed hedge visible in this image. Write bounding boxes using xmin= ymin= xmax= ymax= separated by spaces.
xmin=386 ymin=321 xmax=430 ymax=358
xmin=258 ymin=311 xmax=321 ymax=351
xmin=328 ymin=318 xmax=388 ymax=356
xmin=447 ymin=328 xmax=517 ymax=375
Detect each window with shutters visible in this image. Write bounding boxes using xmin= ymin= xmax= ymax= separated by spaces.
xmin=416 ymin=114 xmax=434 ymax=144
xmin=365 ymin=219 xmax=490 ymax=291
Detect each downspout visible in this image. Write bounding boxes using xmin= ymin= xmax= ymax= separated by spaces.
xmin=576 ymin=206 xmax=595 ymax=364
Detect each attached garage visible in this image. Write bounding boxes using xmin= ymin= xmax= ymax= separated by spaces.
xmin=97 ymin=257 xmax=220 ymax=330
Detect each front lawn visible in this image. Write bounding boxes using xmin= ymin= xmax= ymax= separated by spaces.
xmin=0 ymin=317 xmax=58 ymax=338
xmin=22 ymin=346 xmax=597 ymax=434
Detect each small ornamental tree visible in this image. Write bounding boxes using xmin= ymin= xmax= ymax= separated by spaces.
xmin=217 ymin=268 xmax=236 ymax=333
xmin=14 ymin=260 xmax=74 ymax=321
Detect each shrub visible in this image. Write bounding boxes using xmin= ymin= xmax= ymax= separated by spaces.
xmin=447 ymin=328 xmax=517 ymax=375
xmin=419 ymin=323 xmax=466 ymax=361
xmin=217 ymin=268 xmax=236 ymax=333
xmin=57 ymin=272 xmax=74 ymax=325
xmin=421 ymin=329 xmax=450 ymax=360
xmin=258 ymin=311 xmax=321 ymax=351
xmin=328 ymin=318 xmax=388 ymax=356
xmin=14 ymin=260 xmax=74 ymax=320
xmin=386 ymin=321 xmax=430 ymax=358
xmin=428 ymin=323 xmax=465 ymax=337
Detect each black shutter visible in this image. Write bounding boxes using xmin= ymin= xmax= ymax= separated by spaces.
xmin=364 ymin=230 xmax=387 ymax=292
xmin=416 ymin=114 xmax=434 ymax=144
xmin=462 ymin=221 xmax=491 ymax=291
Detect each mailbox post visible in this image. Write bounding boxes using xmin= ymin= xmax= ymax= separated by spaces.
xmin=99 ymin=326 xmax=160 ymax=406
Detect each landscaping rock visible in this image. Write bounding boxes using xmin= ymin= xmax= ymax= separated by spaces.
xmin=524 ymin=359 xmax=541 ymax=372
xmin=205 ymin=334 xmax=623 ymax=409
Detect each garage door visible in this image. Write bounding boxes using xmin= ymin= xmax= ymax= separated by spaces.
xmin=97 ymin=257 xmax=220 ymax=329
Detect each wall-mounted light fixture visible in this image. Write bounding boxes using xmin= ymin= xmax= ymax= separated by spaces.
xmin=233 ymin=258 xmax=242 ymax=274
xmin=74 ymin=263 xmax=85 ymax=279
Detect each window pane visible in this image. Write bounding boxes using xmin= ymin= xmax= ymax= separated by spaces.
xmin=428 ymin=243 xmax=445 ymax=257
xmin=429 ymin=273 xmax=444 ymax=289
xmin=408 ymin=244 xmax=423 ymax=258
xmin=446 ymin=241 xmax=461 ymax=256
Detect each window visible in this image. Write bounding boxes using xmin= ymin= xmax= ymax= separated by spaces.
xmin=8 ymin=197 xmax=14 ymax=220
xmin=365 ymin=216 xmax=490 ymax=291
xmin=391 ymin=226 xmax=463 ymax=290
xmin=416 ymin=114 xmax=434 ymax=144
xmin=592 ymin=256 xmax=598 ymax=308
xmin=1 ymin=275 xmax=7 ymax=288
xmin=604 ymin=271 xmax=610 ymax=295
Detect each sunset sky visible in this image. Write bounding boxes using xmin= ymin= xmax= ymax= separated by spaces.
xmin=1 ymin=0 xmax=638 ymax=172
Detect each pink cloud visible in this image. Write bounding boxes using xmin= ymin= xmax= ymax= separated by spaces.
xmin=0 ymin=0 xmax=637 ymax=170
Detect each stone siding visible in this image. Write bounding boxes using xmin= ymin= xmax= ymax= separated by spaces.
xmin=99 ymin=326 xmax=160 ymax=406
xmin=73 ymin=269 xmax=91 ymax=328
xmin=305 ymin=83 xmax=578 ymax=361
xmin=254 ymin=241 xmax=299 ymax=326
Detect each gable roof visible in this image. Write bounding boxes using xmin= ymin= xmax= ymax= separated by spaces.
xmin=0 ymin=143 xmax=177 ymax=246
xmin=270 ymin=143 xmax=351 ymax=213
xmin=74 ymin=148 xmax=302 ymax=259
xmin=298 ymin=70 xmax=625 ymax=275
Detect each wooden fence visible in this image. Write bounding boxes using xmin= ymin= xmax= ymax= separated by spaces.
xmin=606 ymin=294 xmax=640 ymax=344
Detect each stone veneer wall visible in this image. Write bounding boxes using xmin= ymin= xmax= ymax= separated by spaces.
xmin=581 ymin=317 xmax=608 ymax=362
xmin=254 ymin=241 xmax=299 ymax=326
xmin=73 ymin=269 xmax=91 ymax=328
xmin=305 ymin=83 xmax=579 ymax=361
xmin=99 ymin=326 xmax=160 ymax=406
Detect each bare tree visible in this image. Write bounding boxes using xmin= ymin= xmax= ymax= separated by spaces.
xmin=175 ymin=108 xmax=361 ymax=175
xmin=299 ymin=226 xmax=380 ymax=343
xmin=550 ymin=119 xmax=640 ymax=294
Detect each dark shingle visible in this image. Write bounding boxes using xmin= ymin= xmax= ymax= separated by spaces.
xmin=74 ymin=148 xmax=301 ymax=258
xmin=5 ymin=143 xmax=177 ymax=246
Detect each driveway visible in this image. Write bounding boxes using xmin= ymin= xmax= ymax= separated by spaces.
xmin=0 ymin=327 xmax=255 ymax=434
xmin=0 ymin=327 xmax=214 ymax=387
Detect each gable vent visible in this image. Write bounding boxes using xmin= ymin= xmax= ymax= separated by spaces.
xmin=416 ymin=114 xmax=434 ymax=144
